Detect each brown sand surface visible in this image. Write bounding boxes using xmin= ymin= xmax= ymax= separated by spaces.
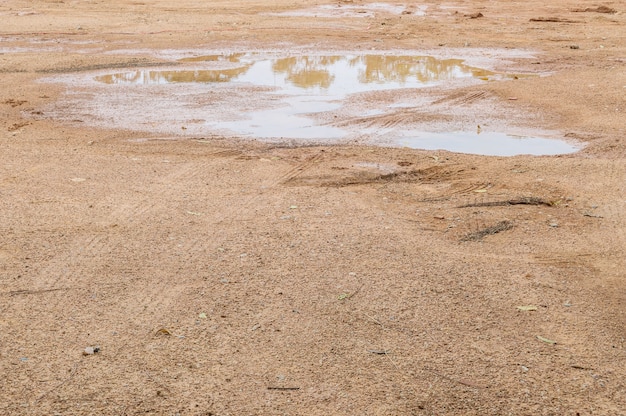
xmin=1 ymin=1 xmax=625 ymax=414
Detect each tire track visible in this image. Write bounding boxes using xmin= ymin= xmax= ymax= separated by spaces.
xmin=274 ymin=152 xmax=325 ymax=186
xmin=432 ymin=90 xmax=487 ymax=106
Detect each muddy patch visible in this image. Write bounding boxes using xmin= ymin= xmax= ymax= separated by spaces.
xmin=39 ymin=50 xmax=581 ymax=155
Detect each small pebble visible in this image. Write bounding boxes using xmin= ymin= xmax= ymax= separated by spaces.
xmin=83 ymin=346 xmax=100 ymax=356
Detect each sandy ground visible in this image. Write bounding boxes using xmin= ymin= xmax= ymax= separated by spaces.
xmin=1 ymin=0 xmax=625 ymax=415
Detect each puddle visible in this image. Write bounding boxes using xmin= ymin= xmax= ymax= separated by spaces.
xmin=97 ymin=54 xmax=509 ymax=87
xmin=46 ymin=51 xmax=580 ymax=156
xmin=96 ymin=67 xmax=252 ymax=85
xmin=398 ymin=131 xmax=579 ymax=156
xmin=93 ymin=54 xmax=534 ymax=144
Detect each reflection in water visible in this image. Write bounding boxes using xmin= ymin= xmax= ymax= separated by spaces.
xmin=272 ymin=56 xmax=342 ymax=89
xmin=97 ymin=53 xmax=510 ymax=87
xmin=96 ymin=66 xmax=251 ymax=85
xmin=351 ymin=56 xmax=494 ymax=84
xmin=89 ymin=53 xmax=570 ymax=156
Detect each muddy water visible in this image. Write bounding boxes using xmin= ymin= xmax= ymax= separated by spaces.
xmin=96 ymin=54 xmax=506 ymax=87
xmin=95 ymin=54 xmax=521 ymax=142
xmin=398 ymin=131 xmax=579 ymax=156
xmin=65 ymin=52 xmax=579 ymax=155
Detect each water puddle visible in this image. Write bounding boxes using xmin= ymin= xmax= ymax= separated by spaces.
xmin=398 ymin=131 xmax=579 ymax=156
xmin=96 ymin=54 xmax=509 ymax=86
xmin=48 ymin=51 xmax=580 ymax=156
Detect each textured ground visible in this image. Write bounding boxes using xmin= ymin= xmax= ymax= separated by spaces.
xmin=0 ymin=1 xmax=625 ymax=415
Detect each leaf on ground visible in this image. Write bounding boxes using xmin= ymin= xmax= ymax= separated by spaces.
xmin=537 ymin=335 xmax=557 ymax=344
xmin=198 ymin=313 xmax=207 ymax=319
xmin=156 ymin=328 xmax=172 ymax=336
xmin=338 ymin=293 xmax=349 ymax=300
xmin=517 ymin=305 xmax=538 ymax=311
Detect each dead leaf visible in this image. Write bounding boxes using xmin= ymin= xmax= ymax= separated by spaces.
xmin=536 ymin=335 xmax=557 ymax=344
xmin=156 ymin=328 xmax=172 ymax=336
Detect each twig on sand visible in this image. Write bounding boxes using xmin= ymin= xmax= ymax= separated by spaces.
xmin=458 ymin=197 xmax=554 ymax=208
xmin=363 ymin=313 xmax=384 ymax=327
xmin=267 ymin=387 xmax=300 ymax=391
xmin=461 ymin=220 xmax=514 ymax=241
xmin=424 ymin=367 xmax=487 ymax=389
xmin=8 ymin=288 xmax=70 ymax=297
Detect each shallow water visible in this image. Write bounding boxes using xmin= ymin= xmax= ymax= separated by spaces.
xmin=82 ymin=52 xmax=579 ymax=155
xmin=398 ymin=131 xmax=579 ymax=156
xmin=96 ymin=54 xmax=506 ymax=87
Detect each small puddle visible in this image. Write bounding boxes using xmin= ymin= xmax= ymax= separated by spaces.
xmin=398 ymin=131 xmax=579 ymax=156
xmin=55 ymin=52 xmax=580 ymax=156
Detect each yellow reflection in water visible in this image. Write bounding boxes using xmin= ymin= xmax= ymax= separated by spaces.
xmin=272 ymin=56 xmax=343 ymax=89
xmin=96 ymin=54 xmax=522 ymax=87
xmin=350 ymin=55 xmax=495 ymax=84
xmin=96 ymin=66 xmax=251 ymax=84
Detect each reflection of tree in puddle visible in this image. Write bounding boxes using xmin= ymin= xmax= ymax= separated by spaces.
xmin=96 ymin=54 xmax=506 ymax=86
xmin=350 ymin=55 xmax=494 ymax=84
xmin=269 ymin=55 xmax=496 ymax=89
xmin=96 ymin=66 xmax=251 ymax=85
xmin=272 ymin=56 xmax=342 ymax=89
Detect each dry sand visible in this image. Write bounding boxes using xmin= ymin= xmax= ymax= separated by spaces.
xmin=1 ymin=1 xmax=625 ymax=414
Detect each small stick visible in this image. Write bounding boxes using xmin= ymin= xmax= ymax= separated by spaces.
xmin=267 ymin=387 xmax=300 ymax=391
xmin=364 ymin=313 xmax=384 ymax=327
xmin=383 ymin=351 xmax=401 ymax=371
xmin=424 ymin=367 xmax=487 ymax=389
